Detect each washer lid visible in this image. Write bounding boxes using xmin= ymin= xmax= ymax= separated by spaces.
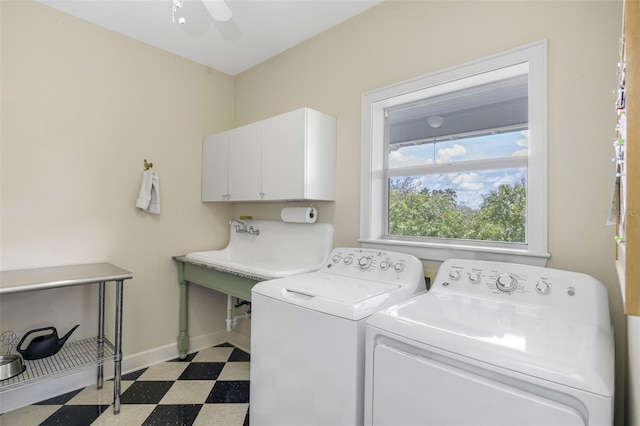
xmin=282 ymin=274 xmax=399 ymax=302
xmin=366 ymin=291 xmax=615 ymax=397
xmin=252 ymin=272 xmax=415 ymax=320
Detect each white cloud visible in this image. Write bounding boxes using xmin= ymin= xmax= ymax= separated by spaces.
xmin=436 ymin=144 xmax=466 ymax=163
xmin=388 ymin=150 xmax=405 ymax=167
xmin=452 ymin=173 xmax=483 ymax=191
xmin=492 ymin=172 xmax=524 ymax=189
xmin=389 ymin=149 xmax=434 ymax=168
xmin=515 ymin=130 xmax=529 ymax=147
xmin=512 ymin=148 xmax=528 ymax=156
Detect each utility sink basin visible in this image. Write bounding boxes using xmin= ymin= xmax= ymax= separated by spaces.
xmin=186 ymin=220 xmax=334 ymax=279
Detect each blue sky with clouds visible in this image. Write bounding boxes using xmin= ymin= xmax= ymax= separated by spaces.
xmin=389 ymin=130 xmax=528 ymax=209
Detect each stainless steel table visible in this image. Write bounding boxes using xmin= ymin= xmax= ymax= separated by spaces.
xmin=0 ymin=263 xmax=133 ymax=414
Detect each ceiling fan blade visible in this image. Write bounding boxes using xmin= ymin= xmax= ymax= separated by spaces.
xmin=202 ymin=0 xmax=233 ymax=22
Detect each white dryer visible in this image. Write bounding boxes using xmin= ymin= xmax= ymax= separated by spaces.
xmin=250 ymin=247 xmax=425 ymax=426
xmin=364 ymin=259 xmax=614 ymax=426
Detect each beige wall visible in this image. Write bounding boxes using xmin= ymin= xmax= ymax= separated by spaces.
xmin=2 ymin=0 xmax=636 ymax=423
xmin=1 ymin=1 xmax=234 ymax=357
xmin=231 ymin=0 xmax=628 ymax=423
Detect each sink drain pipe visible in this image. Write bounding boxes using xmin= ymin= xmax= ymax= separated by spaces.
xmin=226 ymin=295 xmax=251 ymax=332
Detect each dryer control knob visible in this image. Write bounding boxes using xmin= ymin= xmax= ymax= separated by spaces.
xmin=380 ymin=261 xmax=390 ymax=270
xmin=358 ymin=257 xmax=372 ymax=270
xmin=393 ymin=263 xmax=404 ymax=272
xmin=332 ymin=254 xmax=341 ymax=263
xmin=344 ymin=257 xmax=353 ymax=265
xmin=536 ymin=281 xmax=550 ymax=294
xmin=448 ymin=270 xmax=461 ymax=280
xmin=468 ymin=273 xmax=480 ymax=283
xmin=496 ymin=274 xmax=518 ymax=292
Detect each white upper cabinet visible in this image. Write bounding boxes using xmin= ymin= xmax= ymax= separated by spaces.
xmin=228 ymin=121 xmax=262 ymax=201
xmin=201 ymin=121 xmax=261 ymax=201
xmin=202 ymin=108 xmax=336 ymax=202
xmin=262 ymin=108 xmax=336 ymax=201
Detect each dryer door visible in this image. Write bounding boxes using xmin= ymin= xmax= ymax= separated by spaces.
xmin=371 ymin=344 xmax=586 ymax=426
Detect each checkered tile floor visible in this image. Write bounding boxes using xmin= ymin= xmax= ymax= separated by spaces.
xmin=1 ymin=342 xmax=250 ymax=425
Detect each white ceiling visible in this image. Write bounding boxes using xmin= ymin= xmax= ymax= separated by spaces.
xmin=36 ymin=0 xmax=383 ymax=76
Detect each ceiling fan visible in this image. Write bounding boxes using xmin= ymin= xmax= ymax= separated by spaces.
xmin=172 ymin=0 xmax=232 ymax=25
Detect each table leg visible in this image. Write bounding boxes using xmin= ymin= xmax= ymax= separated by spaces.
xmin=113 ymin=279 xmax=124 ymax=414
xmin=97 ymin=282 xmax=105 ymax=390
xmin=178 ymin=264 xmax=189 ymax=359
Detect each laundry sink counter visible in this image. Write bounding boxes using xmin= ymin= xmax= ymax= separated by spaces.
xmin=183 ymin=250 xmax=327 ymax=282
xmin=174 ymin=219 xmax=334 ymax=358
xmin=173 ymin=255 xmax=263 ymax=302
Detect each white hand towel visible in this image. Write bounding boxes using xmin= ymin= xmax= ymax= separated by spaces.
xmin=136 ymin=170 xmax=161 ymax=214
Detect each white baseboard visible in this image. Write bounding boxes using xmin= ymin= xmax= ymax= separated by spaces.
xmin=0 ymin=331 xmax=249 ymax=414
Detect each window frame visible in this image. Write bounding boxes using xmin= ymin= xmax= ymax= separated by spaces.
xmin=360 ymin=40 xmax=549 ymax=266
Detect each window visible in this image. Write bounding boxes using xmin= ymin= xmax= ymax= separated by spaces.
xmin=360 ymin=41 xmax=549 ymax=265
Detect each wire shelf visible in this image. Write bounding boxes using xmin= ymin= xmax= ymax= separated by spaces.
xmin=0 ymin=337 xmax=115 ymax=392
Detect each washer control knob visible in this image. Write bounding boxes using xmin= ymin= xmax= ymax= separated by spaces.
xmin=496 ymin=274 xmax=518 ymax=292
xmin=394 ymin=263 xmax=404 ymax=272
xmin=344 ymin=256 xmax=353 ymax=265
xmin=536 ymin=281 xmax=550 ymax=295
xmin=380 ymin=261 xmax=390 ymax=270
xmin=332 ymin=254 xmax=341 ymax=263
xmin=468 ymin=273 xmax=480 ymax=283
xmin=449 ymin=270 xmax=461 ymax=280
xmin=358 ymin=257 xmax=372 ymax=270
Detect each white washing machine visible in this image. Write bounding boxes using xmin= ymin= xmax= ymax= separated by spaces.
xmin=364 ymin=259 xmax=614 ymax=426
xmin=250 ymin=247 xmax=425 ymax=426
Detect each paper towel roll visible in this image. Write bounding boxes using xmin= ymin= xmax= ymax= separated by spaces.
xmin=281 ymin=207 xmax=317 ymax=223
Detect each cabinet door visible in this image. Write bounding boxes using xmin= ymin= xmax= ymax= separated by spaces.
xmin=228 ymin=121 xmax=262 ymax=201
xmin=202 ymin=132 xmax=229 ymax=201
xmin=262 ymin=109 xmax=306 ymax=200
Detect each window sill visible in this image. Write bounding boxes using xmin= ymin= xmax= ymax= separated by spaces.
xmin=359 ymin=238 xmax=550 ymax=267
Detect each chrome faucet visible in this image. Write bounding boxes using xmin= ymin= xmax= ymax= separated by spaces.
xmin=230 ymin=219 xmax=260 ymax=236
xmin=230 ymin=219 xmax=247 ymax=233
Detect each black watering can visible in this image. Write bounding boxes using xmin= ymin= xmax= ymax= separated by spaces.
xmin=17 ymin=325 xmax=80 ymax=360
